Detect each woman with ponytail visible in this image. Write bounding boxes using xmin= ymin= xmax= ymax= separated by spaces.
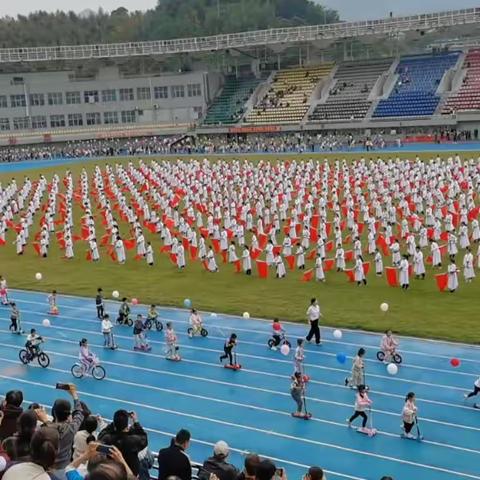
xmin=6 ymin=410 xmax=37 ymax=461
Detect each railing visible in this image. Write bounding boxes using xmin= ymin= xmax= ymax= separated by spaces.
xmin=0 ymin=8 xmax=479 ymax=63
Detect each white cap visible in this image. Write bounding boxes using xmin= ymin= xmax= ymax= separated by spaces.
xmin=213 ymin=440 xmax=229 ymax=457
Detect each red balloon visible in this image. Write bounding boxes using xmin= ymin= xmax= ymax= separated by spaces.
xmin=450 ymin=358 xmax=460 ymax=367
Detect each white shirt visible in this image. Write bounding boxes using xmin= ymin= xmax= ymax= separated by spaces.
xmin=306 ymin=304 xmax=320 ymax=322
xmin=101 ymin=319 xmax=113 ymax=333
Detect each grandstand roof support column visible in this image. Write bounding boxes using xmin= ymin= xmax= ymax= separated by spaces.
xmin=277 ymin=54 xmax=281 ymax=71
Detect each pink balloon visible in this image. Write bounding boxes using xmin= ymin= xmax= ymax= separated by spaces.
xmin=131 ymin=298 xmax=138 ymax=305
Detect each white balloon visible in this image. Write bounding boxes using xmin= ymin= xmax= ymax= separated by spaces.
xmin=112 ymin=290 xmax=120 ymax=299
xmin=387 ymin=363 xmax=398 ymax=375
xmin=380 ymin=302 xmax=389 ymax=312
xmin=210 ymin=312 xmax=217 ymax=318
xmin=35 ymin=272 xmax=42 ymax=280
xmin=42 ymin=319 xmax=51 ymax=327
xmin=242 ymin=312 xmax=250 ymax=319
xmin=280 ymin=344 xmax=290 ymax=356
xmin=333 ymin=329 xmax=343 ymax=339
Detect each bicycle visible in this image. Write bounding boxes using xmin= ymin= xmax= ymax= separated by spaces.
xmin=71 ymin=356 xmax=106 ymax=380
xmin=376 ymin=350 xmax=402 ymax=364
xmin=187 ymin=325 xmax=208 ymax=338
xmin=19 ymin=340 xmax=50 ymax=368
xmin=144 ymin=317 xmax=163 ymax=332
xmin=116 ymin=314 xmax=133 ymax=327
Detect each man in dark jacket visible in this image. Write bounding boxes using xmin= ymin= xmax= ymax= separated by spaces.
xmin=157 ymin=429 xmax=191 ymax=480
xmin=98 ymin=409 xmax=148 ymax=476
xmin=0 ymin=390 xmax=23 ymax=441
xmin=199 ymin=441 xmax=239 ymax=480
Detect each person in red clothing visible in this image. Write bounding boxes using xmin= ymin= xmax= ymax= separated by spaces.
xmin=270 ymin=318 xmax=285 ymax=350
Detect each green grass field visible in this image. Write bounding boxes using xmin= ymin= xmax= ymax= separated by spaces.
xmin=1 ymin=151 xmax=479 ymax=344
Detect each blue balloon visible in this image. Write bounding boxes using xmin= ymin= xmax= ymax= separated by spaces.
xmin=336 ymin=352 xmax=347 ymax=364
xmin=183 ymin=298 xmax=192 ymax=308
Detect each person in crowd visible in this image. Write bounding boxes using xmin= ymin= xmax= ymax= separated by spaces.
xmin=98 ymin=409 xmax=148 ymax=477
xmin=235 ymin=453 xmax=260 ymax=480
xmin=157 ymin=429 xmax=192 ymax=480
xmin=304 ymin=466 xmax=326 ymax=480
xmin=73 ymin=414 xmax=107 ymax=460
xmin=198 ymin=441 xmax=239 ymax=480
xmin=4 ymin=410 xmax=37 ymax=461
xmin=254 ymin=459 xmax=287 ymax=480
xmin=0 ymin=390 xmax=24 ymax=441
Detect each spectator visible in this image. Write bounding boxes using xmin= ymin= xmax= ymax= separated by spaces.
xmin=36 ymin=384 xmax=85 ymax=479
xmin=5 ymin=410 xmax=37 ymax=461
xmin=73 ymin=415 xmax=107 ymax=460
xmin=305 ymin=466 xmax=326 ymax=480
xmin=157 ymin=429 xmax=191 ymax=480
xmin=198 ymin=441 xmax=239 ymax=480
xmin=0 ymin=390 xmax=23 ymax=441
xmin=98 ymin=410 xmax=147 ymax=477
xmin=254 ymin=460 xmax=278 ymax=480
xmin=3 ymin=426 xmax=59 ymax=480
xmin=235 ymin=453 xmax=260 ymax=480
xmin=380 ymin=478 xmax=393 ymax=480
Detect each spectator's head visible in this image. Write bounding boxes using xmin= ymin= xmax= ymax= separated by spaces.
xmin=243 ymin=453 xmax=260 ymax=477
xmin=86 ymin=458 xmax=128 ymax=480
xmin=213 ymin=440 xmax=230 ymax=459
xmin=174 ymin=429 xmax=190 ymax=449
xmin=3 ymin=390 xmax=23 ymax=408
xmin=17 ymin=410 xmax=38 ymax=439
xmin=255 ymin=459 xmax=276 ymax=480
xmin=380 ymin=477 xmax=393 ymax=480
xmin=52 ymin=398 xmax=72 ymax=423
xmin=113 ymin=410 xmax=130 ymax=432
xmin=30 ymin=427 xmax=59 ymax=471
xmin=83 ymin=415 xmax=99 ymax=442
xmin=305 ymin=466 xmax=325 ymax=480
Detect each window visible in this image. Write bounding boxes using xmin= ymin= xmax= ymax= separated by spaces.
xmin=104 ymin=111 xmax=119 ymax=124
xmin=84 ymin=90 xmax=99 ymax=104
xmin=47 ymin=92 xmax=63 ymax=106
xmin=119 ymin=88 xmax=134 ymax=101
xmin=187 ymin=83 xmax=201 ymax=97
xmin=86 ymin=112 xmax=101 ymax=125
xmin=66 ymin=91 xmax=81 ymax=105
xmin=121 ymin=110 xmax=136 ymax=124
xmin=31 ymin=116 xmax=47 ymax=129
xmin=154 ymin=86 xmax=168 ymax=99
xmin=171 ymin=85 xmax=185 ymax=98
xmin=29 ymin=93 xmax=45 ymax=106
xmin=0 ymin=96 xmax=7 ymax=108
xmin=102 ymin=89 xmax=117 ymax=102
xmin=50 ymin=114 xmax=66 ymax=128
xmin=10 ymin=94 xmax=26 ymax=108
xmin=137 ymin=87 xmax=151 ymax=100
xmin=13 ymin=117 xmax=29 ymax=130
xmin=68 ymin=113 xmax=83 ymax=127
xmin=0 ymin=118 xmax=10 ymax=131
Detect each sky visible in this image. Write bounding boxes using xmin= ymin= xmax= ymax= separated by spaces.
xmin=0 ymin=0 xmax=478 ymax=20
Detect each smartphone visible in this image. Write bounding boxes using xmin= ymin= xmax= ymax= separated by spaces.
xmin=276 ymin=468 xmax=284 ymax=477
xmin=96 ymin=444 xmax=113 ymax=455
xmin=55 ymin=383 xmax=70 ymax=391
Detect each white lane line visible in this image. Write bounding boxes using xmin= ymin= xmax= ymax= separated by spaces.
xmin=0 ymin=370 xmax=478 ymax=480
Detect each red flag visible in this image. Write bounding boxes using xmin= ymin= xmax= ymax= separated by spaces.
xmin=362 ymin=262 xmax=370 ymax=276
xmin=301 ymin=269 xmax=314 ymax=282
xmin=307 ymin=249 xmax=316 ymax=260
xmin=344 ymin=269 xmax=355 ymax=282
xmin=343 ymin=235 xmax=351 ymax=245
xmin=123 ymin=239 xmax=136 ymax=250
xmin=385 ymin=267 xmax=399 ymax=287
xmin=285 ymin=255 xmax=295 ymax=270
xmin=324 ymin=259 xmax=335 ymax=271
xmin=344 ymin=250 xmax=354 ymax=262
xmin=211 ymin=239 xmax=220 ymax=253
xmin=440 ymin=231 xmax=449 ymax=242
xmin=202 ymin=260 xmax=209 ymax=271
xmin=165 ymin=217 xmax=175 ymax=229
xmin=357 ymin=223 xmax=365 ymax=234
xmin=33 ymin=242 xmax=41 ymax=256
xmin=86 ymin=251 xmax=92 ymax=261
xmin=309 ymin=227 xmax=318 ymax=242
xmin=58 ymin=239 xmax=66 ymax=249
xmin=258 ymin=233 xmax=268 ymax=250
xmin=134 ymin=254 xmax=143 ymax=261
xmin=160 ymin=245 xmax=172 ymax=253
xmin=256 ymin=260 xmax=269 ymax=279
xmin=435 ymin=273 xmax=448 ymax=292
xmin=325 ymin=240 xmax=334 ymax=253
xmin=221 ymin=251 xmax=228 ymax=263
xmin=0 ymin=238 xmax=5 ymax=246
xmin=190 ymin=245 xmax=198 ymax=261
xmin=233 ymin=259 xmax=242 ymax=273
xmin=182 ymin=237 xmax=190 ymax=250
xmin=100 ymin=234 xmax=110 ymax=246
xmin=250 ymin=248 xmax=262 ymax=260
xmin=273 ymin=246 xmax=282 ymax=256
xmin=110 ymin=251 xmax=117 ymax=262
xmin=169 ymin=253 xmax=178 ymax=265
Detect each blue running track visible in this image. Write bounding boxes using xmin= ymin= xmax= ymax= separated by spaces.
xmin=0 ymin=290 xmax=479 ymax=480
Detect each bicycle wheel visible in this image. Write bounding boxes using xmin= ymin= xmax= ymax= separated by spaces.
xmin=376 ymin=351 xmax=385 ymax=362
xmin=200 ymin=328 xmax=208 ymax=337
xmin=126 ymin=318 xmax=133 ymax=327
xmin=144 ymin=320 xmax=152 ymax=330
xmin=155 ymin=321 xmax=163 ymax=332
xmin=19 ymin=349 xmax=29 ymax=364
xmin=71 ymin=363 xmax=84 ymax=378
xmin=92 ymin=365 xmax=106 ymax=380
xmin=393 ymin=353 xmax=403 ymax=364
xmin=187 ymin=327 xmax=193 ymax=336
xmin=37 ymin=352 xmax=50 ymax=368
xmin=267 ymin=338 xmax=275 ymax=348
xmin=285 ymin=340 xmax=291 ymax=348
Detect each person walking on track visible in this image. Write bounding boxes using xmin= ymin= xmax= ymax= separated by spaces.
xmin=306 ymin=298 xmax=322 ymax=346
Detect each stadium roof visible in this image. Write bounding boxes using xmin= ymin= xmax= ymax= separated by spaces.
xmin=0 ymin=7 xmax=479 ymax=64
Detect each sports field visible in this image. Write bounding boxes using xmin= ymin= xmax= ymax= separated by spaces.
xmin=0 ymin=151 xmax=480 ymax=344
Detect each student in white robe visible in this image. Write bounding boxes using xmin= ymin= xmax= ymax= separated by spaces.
xmin=335 ymin=246 xmax=345 ymax=272
xmin=471 ymin=219 xmax=480 ymax=243
xmin=242 ymin=245 xmax=252 ymax=275
xmin=390 ymin=239 xmax=401 ymax=266
xmin=65 ymin=235 xmax=74 ymax=259
xmin=315 ymin=254 xmax=325 ymax=282
xmin=448 ymin=259 xmax=459 ymax=292
xmin=198 ymin=236 xmax=207 ymax=260
xmin=406 ymin=235 xmax=416 ymax=257
xmin=275 ymin=254 xmax=286 ymax=279
xmin=177 ymin=244 xmax=186 ymax=269
xmin=316 ymin=237 xmax=325 ymax=259
xmin=89 ymin=238 xmax=100 ymax=262
xmin=136 ymin=232 xmax=146 ymax=256
xmin=418 ymin=226 xmax=428 ymax=248
xmin=282 ymin=235 xmax=292 ymax=256
xmin=354 ymin=256 xmax=367 ymax=286
xmin=374 ymin=249 xmax=383 ymax=276
xmin=220 ymin=229 xmax=228 ymax=252
xmin=228 ymin=242 xmax=238 ymax=263
xmin=459 ymin=223 xmax=470 ymax=250
xmin=367 ymin=231 xmax=376 ymax=255
xmin=448 ymin=232 xmax=458 ymax=260
xmin=295 ymin=244 xmax=305 ymax=270
xmin=463 ymin=248 xmax=475 ymax=282
xmin=40 ymin=237 xmax=48 ymax=258
xmin=413 ymin=246 xmax=425 ymax=279
xmin=265 ymin=240 xmax=275 ymax=266
xmin=353 ymin=237 xmax=362 ymax=258
xmin=115 ymin=236 xmax=126 ymax=264
xmin=206 ymin=247 xmax=218 ymax=272
xmin=399 ymin=255 xmax=410 ymax=289
xmin=146 ymin=241 xmax=154 ymax=266
xmin=430 ymin=240 xmax=442 ymax=268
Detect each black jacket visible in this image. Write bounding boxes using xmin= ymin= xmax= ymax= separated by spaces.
xmin=98 ymin=422 xmax=148 ymax=475
xmin=199 ymin=456 xmax=239 ymax=480
xmin=157 ymin=444 xmax=191 ymax=480
xmin=0 ymin=405 xmax=23 ymax=441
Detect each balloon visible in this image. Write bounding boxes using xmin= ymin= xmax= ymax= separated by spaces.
xmin=380 ymin=303 xmax=389 ymax=312
xmin=280 ymin=344 xmax=290 ymax=356
xmin=210 ymin=313 xmax=217 ymax=318
xmin=450 ymin=358 xmax=461 ymax=368
xmin=387 ymin=363 xmax=398 ymax=375
xmin=333 ymin=329 xmax=343 ymax=339
xmin=112 ymin=290 xmax=120 ymax=299
xmin=336 ymin=352 xmax=347 ymax=364
xmin=35 ymin=272 xmax=42 ymax=281
xmin=183 ymin=298 xmax=192 ymax=308
xmin=131 ymin=298 xmax=138 ymax=305
xmin=42 ymin=319 xmax=51 ymax=327
xmin=243 ymin=312 xmax=250 ymax=319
